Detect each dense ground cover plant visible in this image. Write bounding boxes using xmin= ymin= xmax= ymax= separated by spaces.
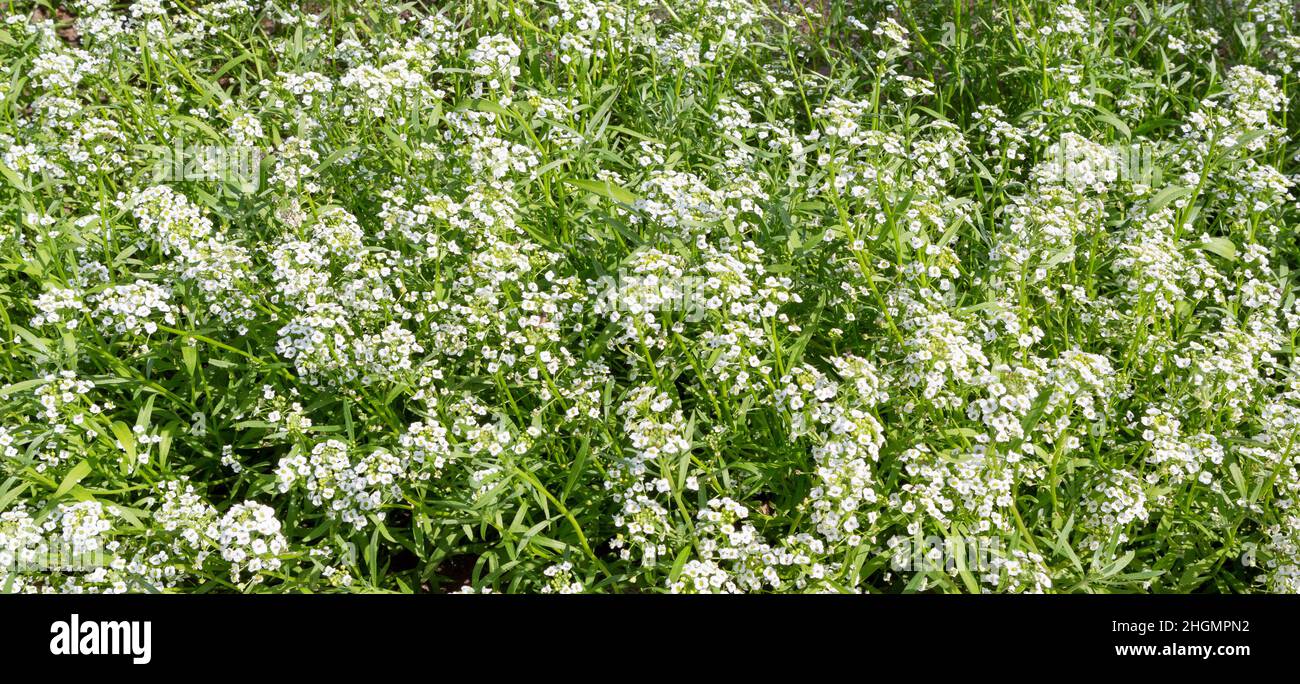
xmin=1 ymin=0 xmax=1299 ymax=594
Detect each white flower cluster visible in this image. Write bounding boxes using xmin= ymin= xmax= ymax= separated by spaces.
xmin=90 ymin=280 xmax=176 ymax=337
xmin=541 ymin=561 xmax=585 ymax=594
xmin=276 ymin=440 xmax=405 ymax=528
xmin=1081 ymin=469 xmax=1150 ymax=553
xmin=208 ymin=502 xmax=288 ymax=584
xmin=776 ymin=358 xmax=886 ymax=543
xmin=669 ymin=498 xmax=836 ymax=593
xmin=1138 ymin=407 xmax=1224 ymax=488
xmin=606 ymin=387 xmax=691 ymax=565
xmin=469 ymin=34 xmax=521 ymax=89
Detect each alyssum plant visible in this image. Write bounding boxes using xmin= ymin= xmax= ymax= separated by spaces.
xmin=1 ymin=0 xmax=1299 ymax=594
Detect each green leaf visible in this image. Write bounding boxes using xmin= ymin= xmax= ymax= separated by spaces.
xmin=467 ymin=98 xmax=513 ymax=117
xmin=0 ymin=162 xmax=29 ymax=193
xmin=564 ymin=178 xmax=638 ymax=204
xmin=0 ymin=378 xmax=45 ymax=397
xmin=54 ymin=461 xmax=93 ymax=499
xmin=668 ymin=546 xmax=692 ymax=584
xmin=182 ymin=344 xmax=198 ymax=377
xmin=1196 ymin=236 xmax=1236 ymax=261
xmin=1146 ymin=185 xmax=1191 ymax=213
xmin=110 ymin=421 xmax=137 ymax=464
xmin=1092 ymin=105 xmax=1131 ymax=140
